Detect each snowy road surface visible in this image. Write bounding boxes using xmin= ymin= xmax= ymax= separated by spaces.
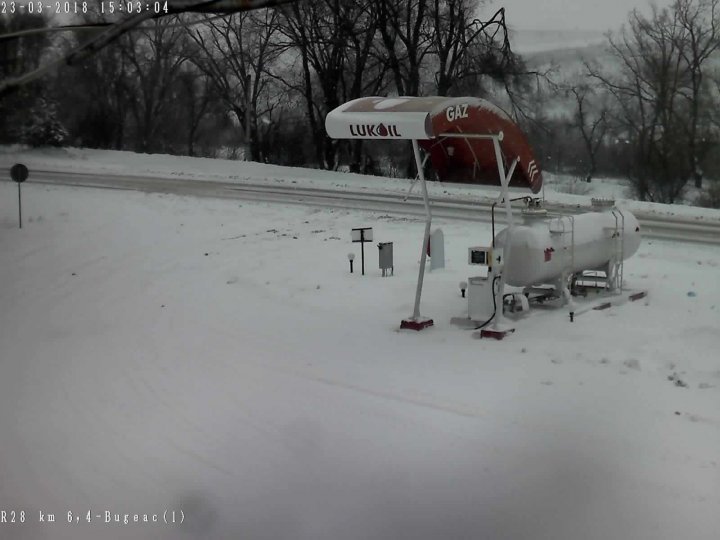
xmin=4 ymin=145 xmax=720 ymax=221
xmin=13 ymin=167 xmax=720 ymax=245
xmin=1 ymin=181 xmax=719 ymax=540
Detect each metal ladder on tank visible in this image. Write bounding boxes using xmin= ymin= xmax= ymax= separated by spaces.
xmin=549 ymin=215 xmax=576 ymax=304
xmin=565 ymin=216 xmax=576 ymax=303
xmin=610 ymin=210 xmax=625 ymax=292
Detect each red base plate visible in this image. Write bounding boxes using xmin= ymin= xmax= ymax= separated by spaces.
xmin=479 ymin=328 xmax=515 ymax=340
xmin=400 ymin=319 xmax=434 ymax=331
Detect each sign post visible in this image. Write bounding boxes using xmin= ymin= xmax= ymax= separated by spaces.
xmin=10 ymin=164 xmax=29 ymax=229
xmin=351 ymin=227 xmax=373 ymax=276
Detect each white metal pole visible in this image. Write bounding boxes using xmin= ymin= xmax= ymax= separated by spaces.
xmin=492 ymin=137 xmax=516 ymax=330
xmin=411 ymin=139 xmax=432 ymax=320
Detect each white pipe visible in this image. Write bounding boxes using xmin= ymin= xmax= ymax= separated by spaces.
xmin=438 ymin=132 xmax=505 ymax=141
xmin=411 ymin=139 xmax=432 ymax=320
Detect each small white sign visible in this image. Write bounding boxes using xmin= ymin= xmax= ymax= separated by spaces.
xmin=326 ymin=110 xmax=433 ymax=140
xmin=430 ymin=228 xmax=445 ymax=270
xmin=351 ymin=228 xmax=373 ymax=242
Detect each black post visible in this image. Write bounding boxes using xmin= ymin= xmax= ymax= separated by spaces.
xmin=10 ymin=164 xmax=28 ymax=228
xmin=350 ymin=260 xmax=354 ymax=273
xmin=351 ymin=227 xmax=371 ymax=277
xmin=361 ymin=236 xmax=365 ymax=276
xmin=18 ymin=182 xmax=22 ymax=229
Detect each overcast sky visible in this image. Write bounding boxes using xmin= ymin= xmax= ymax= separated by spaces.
xmin=489 ymin=0 xmax=674 ymax=32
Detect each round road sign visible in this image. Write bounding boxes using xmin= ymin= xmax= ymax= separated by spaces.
xmin=11 ymin=164 xmax=29 ymax=183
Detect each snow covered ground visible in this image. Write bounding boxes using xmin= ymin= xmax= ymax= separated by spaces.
xmin=1 ymin=179 xmax=718 ymax=540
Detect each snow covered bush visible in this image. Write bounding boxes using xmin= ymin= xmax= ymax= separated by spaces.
xmin=697 ymin=180 xmax=720 ymax=209
xmin=21 ymin=98 xmax=68 ymax=148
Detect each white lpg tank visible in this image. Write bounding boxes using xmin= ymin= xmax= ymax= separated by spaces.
xmin=494 ymin=201 xmax=641 ymax=288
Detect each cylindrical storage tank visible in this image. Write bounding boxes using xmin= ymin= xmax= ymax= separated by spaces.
xmin=494 ymin=209 xmax=641 ymax=287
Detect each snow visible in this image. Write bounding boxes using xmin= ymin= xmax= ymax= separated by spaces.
xmin=1 ymin=179 xmax=719 ymax=540
xmin=2 ymin=146 xmax=720 ymax=223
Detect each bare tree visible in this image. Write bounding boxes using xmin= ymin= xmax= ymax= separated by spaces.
xmin=430 ymin=0 xmax=467 ymax=95
xmin=175 ymin=65 xmax=218 ymax=156
xmin=119 ymin=16 xmax=190 ymax=153
xmin=567 ymin=81 xmax=609 ymax=182
xmin=342 ymin=3 xmax=389 ymax=171
xmin=373 ymin=0 xmax=432 ymax=96
xmin=278 ymin=0 xmax=382 ymax=169
xmin=0 ymin=13 xmax=51 ymax=142
xmin=430 ymin=3 xmax=516 ymax=96
xmin=589 ymin=6 xmax=695 ymax=202
xmin=66 ymin=44 xmax=132 ymax=149
xmin=188 ymin=9 xmax=285 ymax=161
xmin=674 ymin=0 xmax=720 ymax=188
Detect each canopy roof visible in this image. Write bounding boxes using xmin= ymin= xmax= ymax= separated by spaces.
xmin=325 ymin=96 xmax=542 ymax=193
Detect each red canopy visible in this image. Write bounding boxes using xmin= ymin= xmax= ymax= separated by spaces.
xmin=325 ymin=96 xmax=542 ymax=194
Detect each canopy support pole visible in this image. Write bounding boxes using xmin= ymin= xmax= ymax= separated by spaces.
xmin=485 ymin=137 xmax=516 ymax=336
xmin=400 ymin=139 xmax=434 ymax=331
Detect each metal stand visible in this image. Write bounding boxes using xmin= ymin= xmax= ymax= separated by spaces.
xmin=361 ymin=238 xmax=365 ymax=276
xmin=610 ymin=209 xmax=626 ymax=292
xmin=568 ymin=290 xmax=648 ymax=322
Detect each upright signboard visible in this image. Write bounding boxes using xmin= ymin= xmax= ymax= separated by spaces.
xmin=10 ymin=164 xmax=29 ymax=229
xmin=429 ymin=228 xmax=445 ymax=270
xmin=351 ymin=227 xmax=373 ymax=276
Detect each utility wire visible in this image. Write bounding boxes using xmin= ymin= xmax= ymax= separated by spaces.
xmin=0 ymin=14 xmax=225 ymax=41
xmin=0 ymin=0 xmax=298 ymax=94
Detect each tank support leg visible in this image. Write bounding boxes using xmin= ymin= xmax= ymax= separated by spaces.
xmin=562 ymin=283 xmax=575 ymax=311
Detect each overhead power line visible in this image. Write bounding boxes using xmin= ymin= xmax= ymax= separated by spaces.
xmin=0 ymin=0 xmax=300 ymax=95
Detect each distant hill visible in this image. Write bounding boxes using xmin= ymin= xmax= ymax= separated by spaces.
xmin=509 ymin=29 xmax=615 ymax=76
xmin=508 ymin=28 xmax=607 ymax=54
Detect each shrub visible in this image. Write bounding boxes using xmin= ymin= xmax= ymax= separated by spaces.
xmin=696 ymin=180 xmax=720 ymax=209
xmin=21 ymin=98 xmax=68 ymax=147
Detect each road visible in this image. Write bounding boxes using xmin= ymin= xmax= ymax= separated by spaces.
xmin=11 ymin=168 xmax=720 ymax=245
